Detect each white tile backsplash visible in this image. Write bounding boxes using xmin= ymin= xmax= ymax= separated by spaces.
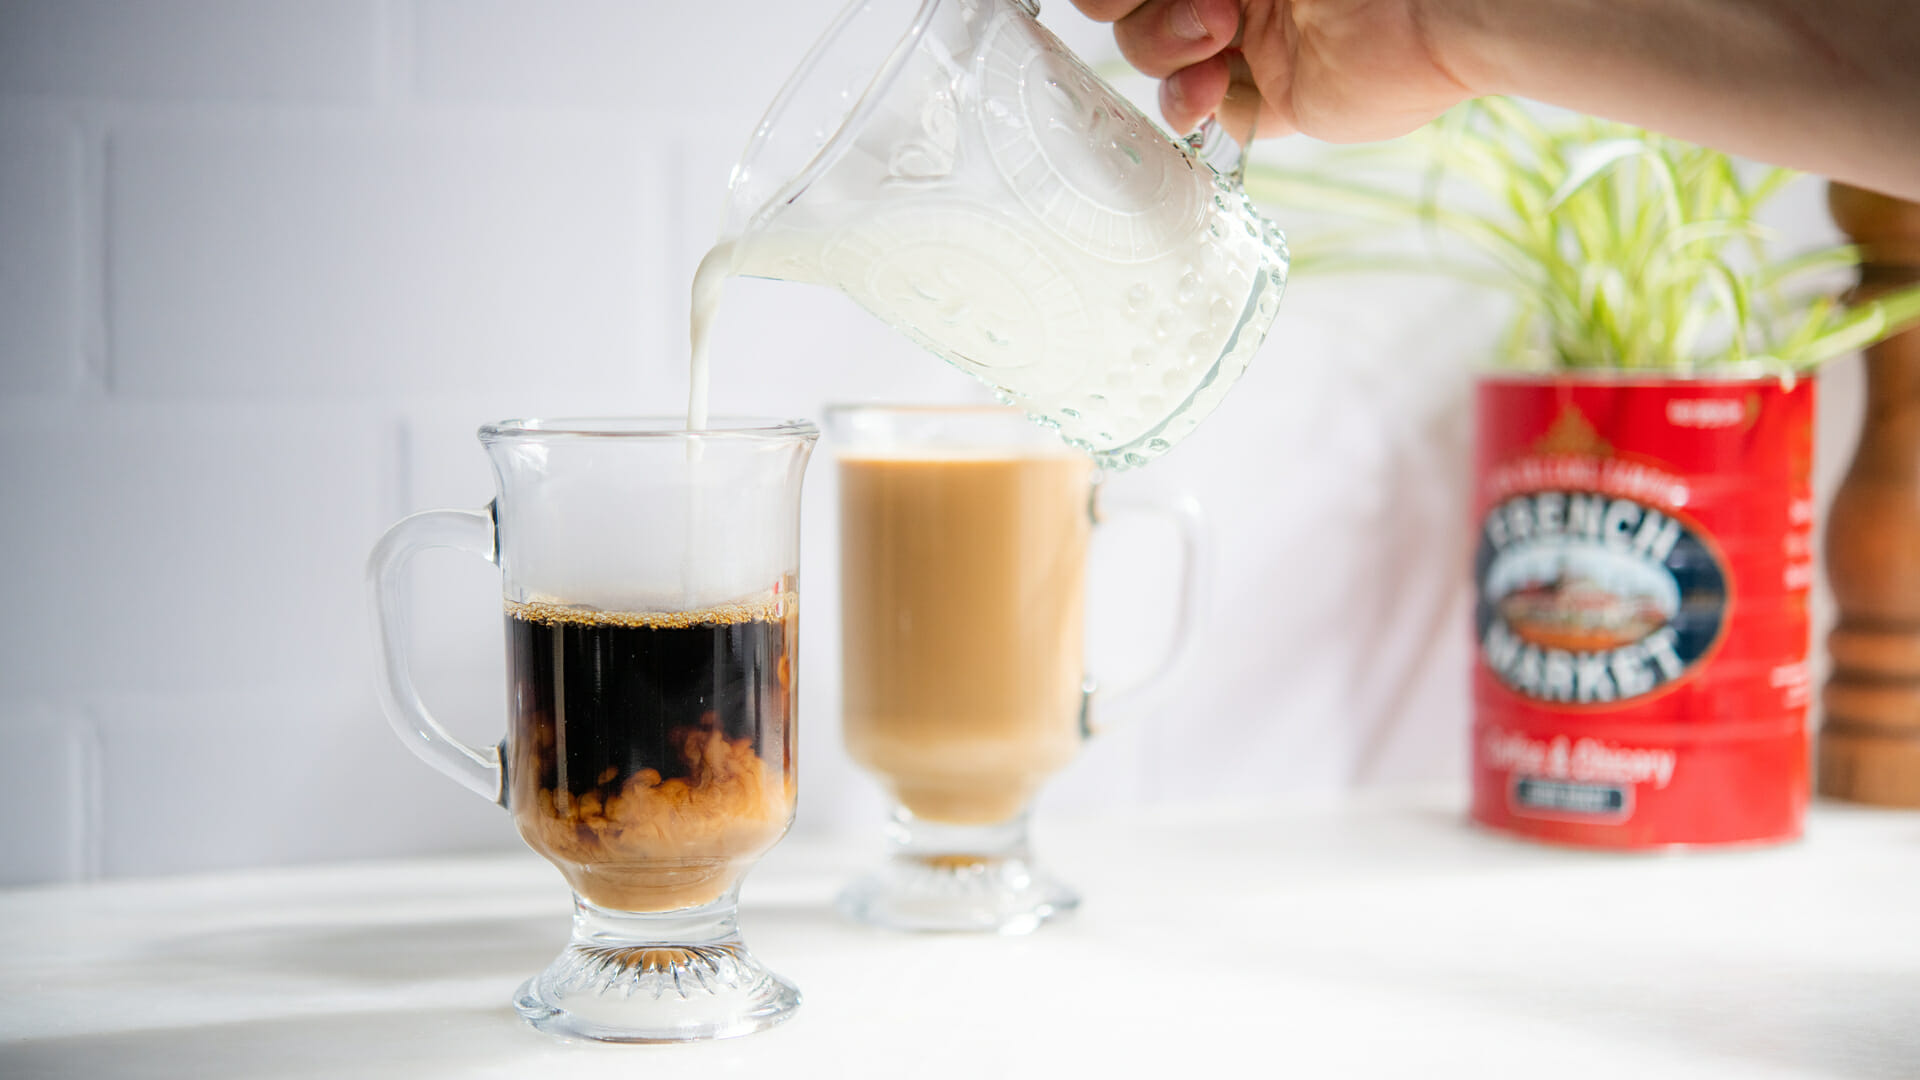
xmin=412 ymin=0 xmax=820 ymax=119
xmin=0 ymin=0 xmax=382 ymax=103
xmin=0 ymin=401 xmax=387 ymax=695
xmin=0 ymin=0 xmax=1872 ymax=885
xmin=0 ymin=119 xmax=83 ymax=394
xmin=93 ymin=686 xmax=512 ymax=878
xmin=108 ymin=119 xmax=658 ymax=399
xmin=0 ymin=702 xmax=93 ymax=885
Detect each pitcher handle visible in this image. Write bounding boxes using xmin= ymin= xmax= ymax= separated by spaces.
xmin=367 ymin=503 xmax=506 ymax=804
xmin=1083 ymin=487 xmax=1210 ymax=736
xmin=1190 ymin=116 xmax=1249 ymax=184
xmin=1187 ymin=52 xmax=1262 ymax=184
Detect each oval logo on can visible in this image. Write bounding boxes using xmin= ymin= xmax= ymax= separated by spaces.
xmin=1474 ymin=490 xmax=1727 ymax=705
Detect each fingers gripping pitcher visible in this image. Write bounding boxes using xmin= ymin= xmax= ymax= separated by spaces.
xmin=708 ymin=0 xmax=1289 ymax=467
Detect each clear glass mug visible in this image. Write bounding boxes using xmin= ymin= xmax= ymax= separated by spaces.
xmin=367 ymin=418 xmax=816 ymax=1042
xmin=826 ymin=405 xmax=1207 ymax=932
xmin=720 ymin=0 xmax=1289 ymax=469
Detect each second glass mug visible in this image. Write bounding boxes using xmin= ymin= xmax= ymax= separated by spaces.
xmin=367 ymin=417 xmax=815 ymax=1043
xmin=827 ymin=404 xmax=1207 ymax=932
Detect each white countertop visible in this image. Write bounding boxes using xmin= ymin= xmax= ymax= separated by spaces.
xmin=4 ymin=789 xmax=1918 ymax=1078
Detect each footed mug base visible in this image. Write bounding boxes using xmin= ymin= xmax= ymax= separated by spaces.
xmin=513 ymin=894 xmax=799 ymax=1043
xmin=837 ymin=807 xmax=1079 ymax=934
xmin=836 ymin=851 xmax=1080 ymax=935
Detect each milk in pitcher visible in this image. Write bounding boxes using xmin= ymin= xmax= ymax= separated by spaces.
xmin=688 ymin=0 xmax=1287 ymax=467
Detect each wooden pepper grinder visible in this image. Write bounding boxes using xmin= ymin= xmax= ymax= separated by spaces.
xmin=1819 ymin=182 xmax=1920 ymax=805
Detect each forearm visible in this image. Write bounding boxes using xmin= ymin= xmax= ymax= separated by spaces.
xmin=1432 ymin=0 xmax=1920 ymax=199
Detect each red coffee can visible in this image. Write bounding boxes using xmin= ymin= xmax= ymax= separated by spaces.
xmin=1470 ymin=374 xmax=1815 ymax=848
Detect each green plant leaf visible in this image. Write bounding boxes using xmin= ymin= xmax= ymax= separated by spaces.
xmin=1744 ymin=166 xmax=1801 ymax=214
xmin=1548 ymin=140 xmax=1657 ymax=213
xmin=1793 ymin=285 xmax=1920 ymax=368
xmin=1752 ymin=245 xmax=1863 ymax=288
xmin=1240 ymin=97 xmax=1906 ymax=372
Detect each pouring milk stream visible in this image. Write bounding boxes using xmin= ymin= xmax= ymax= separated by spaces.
xmin=687 ymin=0 xmax=1287 ymax=467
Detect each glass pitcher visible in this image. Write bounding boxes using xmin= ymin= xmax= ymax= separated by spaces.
xmin=367 ymin=417 xmax=815 ymax=1042
xmin=717 ymin=0 xmax=1288 ymax=469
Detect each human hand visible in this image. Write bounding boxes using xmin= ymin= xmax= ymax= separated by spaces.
xmin=1069 ymin=0 xmax=1477 ymax=143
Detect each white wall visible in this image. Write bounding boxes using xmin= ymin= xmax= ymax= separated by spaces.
xmin=0 ymin=0 xmax=1863 ymax=884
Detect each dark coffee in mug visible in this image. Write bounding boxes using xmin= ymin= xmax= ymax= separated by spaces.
xmin=505 ymin=591 xmax=797 ymax=912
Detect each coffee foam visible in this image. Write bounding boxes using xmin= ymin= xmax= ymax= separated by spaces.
xmin=836 ymin=446 xmax=1084 ymax=464
xmin=506 ymin=589 xmax=793 ymax=629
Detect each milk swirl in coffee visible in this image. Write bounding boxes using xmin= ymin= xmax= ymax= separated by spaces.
xmin=506 ymin=592 xmax=797 ymax=912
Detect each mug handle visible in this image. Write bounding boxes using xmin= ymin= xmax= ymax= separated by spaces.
xmin=366 ymin=503 xmax=506 ymax=804
xmin=1082 ymin=487 xmax=1210 ymax=736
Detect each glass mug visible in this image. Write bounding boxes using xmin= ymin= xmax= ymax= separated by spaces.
xmin=719 ymin=0 xmax=1290 ymax=469
xmin=826 ymin=405 xmax=1206 ymax=932
xmin=367 ymin=418 xmax=816 ymax=1042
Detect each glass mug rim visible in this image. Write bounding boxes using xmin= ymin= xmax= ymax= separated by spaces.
xmin=479 ymin=416 xmax=818 ymax=442
xmin=825 ymin=402 xmax=1022 ymax=416
xmin=823 ymin=402 xmax=1087 ymax=455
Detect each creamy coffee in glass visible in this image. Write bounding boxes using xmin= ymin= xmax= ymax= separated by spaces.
xmin=840 ymin=450 xmax=1090 ymax=826
xmin=827 ymin=405 xmax=1205 ymax=933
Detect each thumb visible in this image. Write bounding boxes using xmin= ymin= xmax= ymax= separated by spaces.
xmin=1160 ymin=55 xmax=1229 ymax=134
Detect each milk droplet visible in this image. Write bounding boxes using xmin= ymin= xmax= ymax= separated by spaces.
xmin=1188 ymin=332 xmax=1215 ymax=358
xmin=1131 ymin=346 xmax=1157 ymax=369
xmin=1210 ymin=298 xmax=1234 ymax=327
xmin=1126 ymin=283 xmax=1152 ymax=313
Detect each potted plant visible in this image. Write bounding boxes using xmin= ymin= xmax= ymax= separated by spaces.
xmin=1243 ymin=100 xmax=1920 ymax=849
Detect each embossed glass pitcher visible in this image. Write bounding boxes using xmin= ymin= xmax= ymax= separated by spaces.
xmin=719 ymin=0 xmax=1288 ymax=468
